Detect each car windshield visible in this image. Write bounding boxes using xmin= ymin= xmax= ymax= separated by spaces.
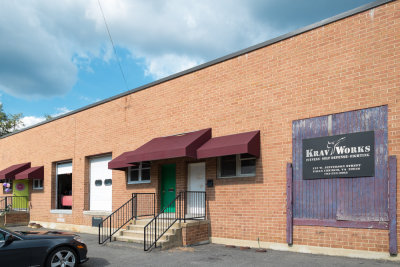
xmin=0 ymin=227 xmax=24 ymax=238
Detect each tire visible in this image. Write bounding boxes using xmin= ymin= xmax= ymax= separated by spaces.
xmin=46 ymin=246 xmax=78 ymax=267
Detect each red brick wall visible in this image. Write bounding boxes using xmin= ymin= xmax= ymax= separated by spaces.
xmin=0 ymin=1 xmax=399 ymax=252
xmin=4 ymin=212 xmax=30 ymax=226
xmin=182 ymin=222 xmax=210 ymax=246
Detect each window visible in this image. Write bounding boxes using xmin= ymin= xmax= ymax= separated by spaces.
xmin=218 ymin=154 xmax=256 ymax=178
xmin=2 ymin=179 xmax=12 ymax=194
xmin=128 ymin=162 xmax=151 ymax=184
xmin=33 ymin=179 xmax=43 ymax=190
xmin=55 ymin=161 xmax=72 ymax=210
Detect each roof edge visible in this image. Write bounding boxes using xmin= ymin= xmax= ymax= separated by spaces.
xmin=1 ymin=0 xmax=394 ymax=140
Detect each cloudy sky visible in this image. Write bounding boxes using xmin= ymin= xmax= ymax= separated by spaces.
xmin=0 ymin=0 xmax=376 ymax=128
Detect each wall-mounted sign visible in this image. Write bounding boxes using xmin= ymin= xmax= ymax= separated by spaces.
xmin=302 ymin=131 xmax=374 ymax=179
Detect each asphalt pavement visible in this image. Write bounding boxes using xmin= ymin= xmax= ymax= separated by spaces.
xmin=9 ymin=226 xmax=399 ymax=267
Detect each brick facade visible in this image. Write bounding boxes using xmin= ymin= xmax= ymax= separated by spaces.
xmin=0 ymin=0 xmax=399 ymax=255
xmin=182 ymin=221 xmax=210 ymax=246
xmin=1 ymin=212 xmax=30 ymax=227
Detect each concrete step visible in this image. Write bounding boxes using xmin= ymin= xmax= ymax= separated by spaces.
xmin=127 ymin=223 xmax=180 ymax=231
xmin=122 ymin=228 xmax=176 ymax=238
xmin=115 ymin=218 xmax=184 ymax=250
xmin=132 ymin=218 xmax=178 ymax=226
xmin=121 ymin=230 xmax=175 ymax=239
xmin=114 ymin=234 xmax=171 ymax=244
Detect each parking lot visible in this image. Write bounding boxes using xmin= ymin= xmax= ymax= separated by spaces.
xmin=7 ymin=226 xmax=399 ymax=266
xmin=69 ymin=231 xmax=400 ymax=267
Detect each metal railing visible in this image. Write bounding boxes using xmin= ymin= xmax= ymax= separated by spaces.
xmin=144 ymin=193 xmax=182 ymax=251
xmin=133 ymin=193 xmax=156 ymax=218
xmin=98 ymin=193 xmax=156 ymax=244
xmin=143 ymin=191 xmax=206 ymax=251
xmin=0 ymin=196 xmax=29 ymax=212
xmin=182 ymin=191 xmax=206 ymax=222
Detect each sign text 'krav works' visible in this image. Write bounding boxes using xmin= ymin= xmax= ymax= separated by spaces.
xmin=302 ymin=131 xmax=375 ymax=179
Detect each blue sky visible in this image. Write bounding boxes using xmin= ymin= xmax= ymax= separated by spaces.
xmin=0 ymin=0 xmax=376 ymax=128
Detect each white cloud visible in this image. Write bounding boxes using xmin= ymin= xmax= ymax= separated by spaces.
xmin=0 ymin=0 xmax=277 ymax=98
xmin=144 ymin=54 xmax=203 ymax=80
xmin=19 ymin=116 xmax=46 ymax=129
xmin=0 ymin=0 xmax=372 ymax=98
xmin=54 ymin=107 xmax=71 ymax=116
xmin=18 ymin=106 xmax=72 ymax=129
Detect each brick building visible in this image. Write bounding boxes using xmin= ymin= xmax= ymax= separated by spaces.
xmin=0 ymin=0 xmax=399 ymax=259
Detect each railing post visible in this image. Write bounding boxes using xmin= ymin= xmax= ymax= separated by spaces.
xmin=184 ymin=191 xmax=186 ymax=223
xmin=154 ymin=217 xmax=157 ymax=248
xmin=144 ymin=226 xmax=146 ymax=251
xmin=179 ymin=193 xmax=181 ymax=222
xmin=5 ymin=197 xmax=7 ymax=211
xmin=153 ymin=193 xmax=156 ymax=217
xmin=98 ymin=222 xmax=101 ymax=244
xmin=204 ymin=191 xmax=207 ymax=220
xmin=131 ymin=194 xmax=135 ymax=220
xmin=109 ymin=218 xmax=112 ymax=242
xmin=131 ymin=193 xmax=137 ymax=219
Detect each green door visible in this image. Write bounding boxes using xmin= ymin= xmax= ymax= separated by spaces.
xmin=12 ymin=179 xmax=29 ymax=210
xmin=161 ymin=164 xmax=176 ymax=213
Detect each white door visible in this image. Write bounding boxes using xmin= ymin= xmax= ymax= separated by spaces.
xmin=187 ymin=162 xmax=206 ymax=216
xmin=90 ymin=155 xmax=112 ymax=211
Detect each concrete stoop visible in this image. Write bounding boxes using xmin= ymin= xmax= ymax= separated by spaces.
xmin=113 ymin=219 xmax=183 ymax=250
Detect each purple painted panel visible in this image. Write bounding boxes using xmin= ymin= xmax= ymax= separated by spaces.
xmin=293 ymin=218 xmax=388 ymax=230
xmin=335 ymin=107 xmax=388 ymax=222
xmin=389 ymin=156 xmax=397 ymax=255
xmin=286 ymin=163 xmax=293 ymax=245
xmin=292 ymin=106 xmax=388 ymax=225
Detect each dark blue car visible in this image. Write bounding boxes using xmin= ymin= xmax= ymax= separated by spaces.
xmin=0 ymin=227 xmax=88 ymax=267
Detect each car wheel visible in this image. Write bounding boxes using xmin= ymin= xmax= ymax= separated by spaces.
xmin=46 ymin=246 xmax=77 ymax=267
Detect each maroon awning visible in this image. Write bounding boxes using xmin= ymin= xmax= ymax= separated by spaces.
xmin=110 ymin=128 xmax=211 ymax=169
xmin=197 ymin=130 xmax=260 ymax=159
xmin=15 ymin=166 xmax=44 ymax=180
xmin=0 ymin=162 xmax=31 ymax=180
xmin=108 ymin=152 xmax=137 ymax=170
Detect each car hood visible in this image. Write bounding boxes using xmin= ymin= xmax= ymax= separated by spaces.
xmin=16 ymin=230 xmax=76 ymax=240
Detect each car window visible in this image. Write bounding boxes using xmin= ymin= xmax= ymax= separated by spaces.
xmin=0 ymin=232 xmax=5 ymax=241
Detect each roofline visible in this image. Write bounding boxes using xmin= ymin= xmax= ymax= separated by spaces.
xmin=1 ymin=0 xmax=394 ymax=139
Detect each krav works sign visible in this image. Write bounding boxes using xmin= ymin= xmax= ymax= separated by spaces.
xmin=302 ymin=131 xmax=374 ymax=179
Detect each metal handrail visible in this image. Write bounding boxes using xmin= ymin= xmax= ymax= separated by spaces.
xmin=0 ymin=196 xmax=29 ymax=212
xmin=182 ymin=191 xmax=206 ymax=222
xmin=98 ymin=193 xmax=156 ymax=244
xmin=144 ymin=192 xmax=182 ymax=251
xmin=143 ymin=191 xmax=206 ymax=251
xmin=0 ymin=197 xmax=5 ymax=212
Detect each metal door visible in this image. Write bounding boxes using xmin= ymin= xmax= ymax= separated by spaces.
xmin=90 ymin=155 xmax=112 ymax=211
xmin=161 ymin=164 xmax=176 ymax=213
xmin=188 ymin=162 xmax=206 ymax=215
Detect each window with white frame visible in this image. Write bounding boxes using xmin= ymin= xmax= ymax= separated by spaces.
xmin=33 ymin=179 xmax=43 ymax=190
xmin=218 ymin=154 xmax=256 ymax=178
xmin=128 ymin=162 xmax=151 ymax=184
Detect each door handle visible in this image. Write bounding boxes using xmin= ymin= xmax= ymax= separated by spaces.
xmin=168 ymin=188 xmax=174 ymax=192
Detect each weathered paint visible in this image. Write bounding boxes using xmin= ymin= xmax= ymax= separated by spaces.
xmin=293 ymin=218 xmax=388 ymax=229
xmin=389 ymin=156 xmax=397 ymax=255
xmin=286 ymin=163 xmax=293 ymax=245
xmin=292 ymin=106 xmax=388 ymax=225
